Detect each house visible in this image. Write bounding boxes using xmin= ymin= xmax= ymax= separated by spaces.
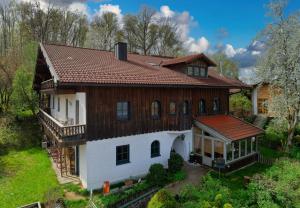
xmin=251 ymin=83 xmax=271 ymax=116
xmin=33 ymin=42 xmax=264 ymax=190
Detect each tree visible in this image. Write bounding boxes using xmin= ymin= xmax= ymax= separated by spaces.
xmin=229 ymin=93 xmax=252 ymax=118
xmin=256 ymin=0 xmax=300 ymax=151
xmin=211 ymin=53 xmax=239 ymax=78
xmin=153 ymin=18 xmax=182 ymax=56
xmin=11 ymin=68 xmax=38 ymax=116
xmin=88 ymin=12 xmax=121 ymax=51
xmin=18 ymin=1 xmax=88 ymax=47
xmin=123 ymin=6 xmax=158 ymax=55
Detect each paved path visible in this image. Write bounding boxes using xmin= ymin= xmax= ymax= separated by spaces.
xmin=167 ymin=162 xmax=210 ymax=195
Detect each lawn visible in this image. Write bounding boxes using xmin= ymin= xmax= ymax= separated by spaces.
xmin=211 ymin=162 xmax=271 ymax=191
xmin=0 ymin=148 xmax=61 ymax=207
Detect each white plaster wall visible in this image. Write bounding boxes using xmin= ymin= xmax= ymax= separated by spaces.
xmin=83 ymin=130 xmax=192 ymax=190
xmin=50 ymin=92 xmax=86 ymax=125
xmin=251 ymin=87 xmax=258 ymax=115
xmin=79 ymin=144 xmax=87 ymax=188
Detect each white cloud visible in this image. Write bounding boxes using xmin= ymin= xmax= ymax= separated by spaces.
xmin=251 ymin=50 xmax=261 ymax=55
xmin=185 ymin=37 xmax=210 ymax=53
xmin=97 ymin=4 xmax=122 ymax=17
xmin=224 ymin=44 xmax=247 ymax=58
xmin=160 ymin=5 xmax=175 ymax=18
xmin=68 ymin=2 xmax=89 ymax=16
xmin=156 ymin=6 xmax=209 ymax=53
xmin=18 ymin=0 xmax=49 ymax=12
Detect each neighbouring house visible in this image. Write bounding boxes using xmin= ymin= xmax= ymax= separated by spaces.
xmin=251 ymin=83 xmax=271 ymax=116
xmin=33 ymin=42 xmax=264 ymax=190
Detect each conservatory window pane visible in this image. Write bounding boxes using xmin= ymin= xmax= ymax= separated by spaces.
xmin=241 ymin=140 xmax=246 ymax=157
xmin=252 ymin=137 xmax=257 ymax=152
xmin=247 ymin=138 xmax=251 ymax=154
xmin=193 ymin=134 xmax=202 ymax=154
xmin=233 ymin=141 xmax=239 ymax=159
xmin=214 ymin=140 xmax=224 ymax=159
xmin=226 ymin=143 xmax=232 ymax=161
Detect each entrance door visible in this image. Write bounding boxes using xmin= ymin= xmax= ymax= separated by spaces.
xmin=75 ymin=100 xmax=79 ymax=125
xmin=203 ymin=138 xmax=212 ymax=166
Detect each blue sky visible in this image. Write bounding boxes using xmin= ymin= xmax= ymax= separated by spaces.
xmin=85 ymin=0 xmax=300 ymax=50
xmin=26 ymin=0 xmax=300 ymax=79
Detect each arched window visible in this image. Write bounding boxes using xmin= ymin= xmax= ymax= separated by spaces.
xmin=199 ymin=99 xmax=206 ymax=114
xmin=151 ymin=100 xmax=161 ymax=118
xmin=151 ymin=140 xmax=160 ymax=157
xmin=169 ymin=102 xmax=176 ymax=115
xmin=183 ymin=100 xmax=189 ymax=115
xmin=213 ymin=97 xmax=220 ymax=113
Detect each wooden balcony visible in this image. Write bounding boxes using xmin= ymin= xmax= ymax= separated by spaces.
xmin=41 ymin=79 xmax=55 ymax=92
xmin=38 ymin=108 xmax=86 ymax=147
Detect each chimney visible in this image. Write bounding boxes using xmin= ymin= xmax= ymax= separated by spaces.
xmin=114 ymin=42 xmax=127 ymax=61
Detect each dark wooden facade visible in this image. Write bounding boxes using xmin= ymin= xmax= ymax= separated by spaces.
xmin=83 ymin=86 xmax=229 ymax=141
xmin=34 ymin=46 xmax=232 ymax=143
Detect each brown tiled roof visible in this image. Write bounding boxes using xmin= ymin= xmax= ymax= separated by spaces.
xmin=195 ymin=115 xmax=264 ymax=141
xmin=161 ymin=53 xmax=217 ymax=67
xmin=41 ymin=44 xmax=248 ymax=88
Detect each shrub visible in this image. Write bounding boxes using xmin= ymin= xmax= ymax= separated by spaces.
xmin=263 ymin=120 xmax=287 ymax=148
xmin=289 ymin=146 xmax=300 ymax=160
xmin=169 ymin=170 xmax=187 ymax=182
xmin=148 ymin=189 xmax=178 ymax=208
xmin=146 ymin=164 xmax=167 ymax=186
xmin=168 ymin=153 xmax=183 ymax=174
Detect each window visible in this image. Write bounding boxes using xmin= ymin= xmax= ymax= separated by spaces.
xmin=151 ymin=100 xmax=161 ymax=119
xmin=200 ymin=67 xmax=207 ymax=77
xmin=186 ymin=65 xmax=207 ymax=77
xmin=240 ymin=140 xmax=246 ymax=157
xmin=194 ymin=66 xmax=200 ymax=76
xmin=66 ymin=99 xmax=68 ymax=119
xmin=252 ymin=137 xmax=257 ymax=152
xmin=246 ymin=138 xmax=251 ymax=155
xmin=52 ymin=96 xmax=55 ymax=109
xmin=183 ymin=100 xmax=189 ymax=115
xmin=233 ymin=141 xmax=239 ymax=159
xmin=193 ymin=133 xmax=202 ymax=154
xmin=213 ymin=97 xmax=220 ymax=113
xmin=226 ymin=143 xmax=232 ymax=161
xmin=214 ymin=140 xmax=224 ymax=159
xmin=187 ymin=66 xmax=193 ymax=75
xmin=258 ymin=98 xmax=268 ymax=114
xmin=57 ymin=97 xmax=60 ymax=112
xmin=151 ymin=140 xmax=160 ymax=157
xmin=199 ymin=99 xmax=206 ymax=114
xmin=169 ymin=102 xmax=176 ymax=115
xmin=116 ymin=145 xmax=130 ymax=165
xmin=117 ymin=102 xmax=129 ymax=120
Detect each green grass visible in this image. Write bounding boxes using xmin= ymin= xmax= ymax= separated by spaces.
xmin=0 ymin=148 xmax=60 ymax=207
xmin=211 ymin=163 xmax=271 ymax=191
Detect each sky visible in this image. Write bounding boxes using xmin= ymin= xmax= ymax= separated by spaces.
xmin=18 ymin=0 xmax=300 ymax=81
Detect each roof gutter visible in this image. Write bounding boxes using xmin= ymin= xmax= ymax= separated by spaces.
xmin=57 ymin=81 xmax=250 ymax=89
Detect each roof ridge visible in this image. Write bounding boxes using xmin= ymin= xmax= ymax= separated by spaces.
xmin=41 ymin=42 xmax=174 ymax=59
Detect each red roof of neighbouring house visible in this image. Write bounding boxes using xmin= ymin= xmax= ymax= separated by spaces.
xmin=40 ymin=43 xmax=249 ymax=88
xmin=195 ymin=115 xmax=264 ymax=141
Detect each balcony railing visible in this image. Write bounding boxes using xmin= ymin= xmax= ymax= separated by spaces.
xmin=38 ymin=108 xmax=86 ymax=146
xmin=41 ymin=79 xmax=55 ymax=90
